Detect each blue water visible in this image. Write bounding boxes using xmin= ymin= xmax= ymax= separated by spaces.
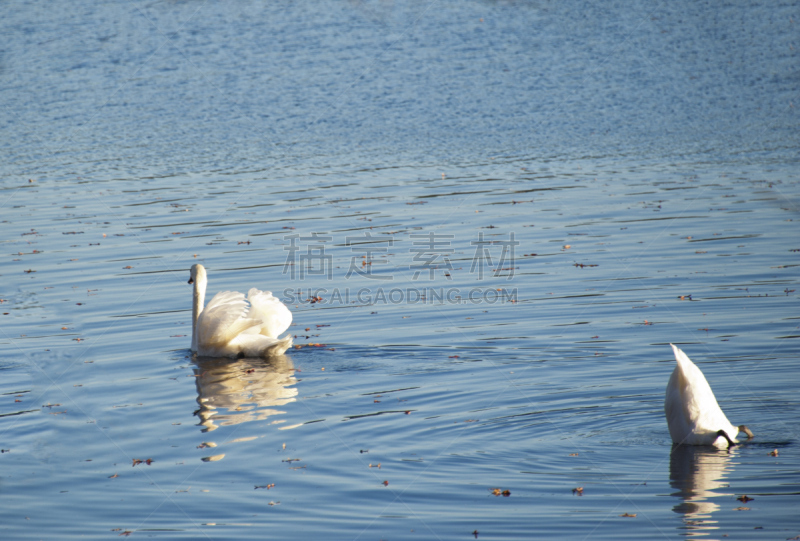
xmin=1 ymin=1 xmax=798 ymax=539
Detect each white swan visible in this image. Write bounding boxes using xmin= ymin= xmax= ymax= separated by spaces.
xmin=188 ymin=264 xmax=293 ymax=357
xmin=665 ymin=344 xmax=753 ymax=448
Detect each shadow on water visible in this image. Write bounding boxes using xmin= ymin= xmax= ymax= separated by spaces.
xmin=669 ymin=445 xmax=735 ymax=537
xmin=192 ymin=354 xmax=298 ymax=433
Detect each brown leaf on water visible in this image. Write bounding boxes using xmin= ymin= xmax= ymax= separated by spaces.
xmin=382 ymin=480 xmax=389 ymax=486
xmin=734 ymin=506 xmax=750 ymax=511
xmin=619 ymin=513 xmax=636 ymax=517
xmin=473 ymin=530 xmax=479 ymax=539
xmin=118 ymin=531 xmax=132 ymax=536
xmin=769 ymin=449 xmax=779 ymax=456
xmin=108 ymin=473 xmax=118 ymax=478
xmin=737 ymin=495 xmax=753 ymax=503
xmin=572 ymin=487 xmax=584 ymax=495
xmin=569 ymin=453 xmax=579 ymax=457
xmin=255 ymin=484 xmax=275 ymax=490
xmin=502 ymin=490 xmax=511 ymax=497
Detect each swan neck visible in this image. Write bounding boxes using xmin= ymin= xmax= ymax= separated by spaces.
xmin=717 ymin=429 xmax=736 ymax=448
xmin=192 ymin=274 xmax=207 ymax=352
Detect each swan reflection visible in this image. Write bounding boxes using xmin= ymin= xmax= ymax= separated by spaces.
xmin=193 ymin=354 xmax=298 ymax=432
xmin=669 ymin=445 xmax=735 ymax=537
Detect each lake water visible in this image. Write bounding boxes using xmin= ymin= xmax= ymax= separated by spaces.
xmin=1 ymin=0 xmax=799 ymax=539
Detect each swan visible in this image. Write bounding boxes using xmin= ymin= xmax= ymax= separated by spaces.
xmin=665 ymin=344 xmax=753 ymax=448
xmin=188 ymin=264 xmax=293 ymax=357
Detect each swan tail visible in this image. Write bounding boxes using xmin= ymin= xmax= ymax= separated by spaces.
xmin=264 ymin=334 xmax=293 ymax=357
xmin=666 ymin=344 xmax=739 ymax=446
xmin=234 ymin=334 xmax=294 ymax=357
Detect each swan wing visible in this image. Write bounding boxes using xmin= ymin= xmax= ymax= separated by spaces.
xmin=245 ymin=288 xmax=293 ymax=338
xmin=197 ymin=291 xmax=263 ymax=347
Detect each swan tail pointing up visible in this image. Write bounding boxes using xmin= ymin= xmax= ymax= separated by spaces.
xmin=665 ymin=344 xmax=740 ymax=447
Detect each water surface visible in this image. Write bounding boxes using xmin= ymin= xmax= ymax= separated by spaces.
xmin=1 ymin=1 xmax=798 ymax=539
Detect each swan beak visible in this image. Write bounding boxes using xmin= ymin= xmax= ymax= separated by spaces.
xmin=188 ymin=277 xmax=194 ymax=284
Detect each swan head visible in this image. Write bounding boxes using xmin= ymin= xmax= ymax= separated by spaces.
xmin=738 ymin=425 xmax=754 ymax=439
xmin=189 ymin=263 xmax=207 ymax=285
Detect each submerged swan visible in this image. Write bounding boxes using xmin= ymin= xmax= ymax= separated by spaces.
xmin=188 ymin=264 xmax=293 ymax=357
xmin=665 ymin=344 xmax=753 ymax=448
